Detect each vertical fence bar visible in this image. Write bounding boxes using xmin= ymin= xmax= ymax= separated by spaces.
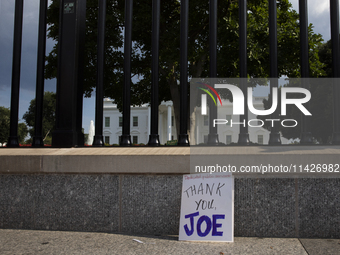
xmin=237 ymin=0 xmax=249 ymax=145
xmin=268 ymin=0 xmax=281 ymax=145
xmin=148 ymin=0 xmax=161 ymax=146
xmin=269 ymin=0 xmax=278 ymax=79
xmin=52 ymin=0 xmax=86 ymax=147
xmin=330 ymin=0 xmax=340 ymax=144
xmin=207 ymin=0 xmax=219 ymax=145
xmin=32 ymin=0 xmax=48 ymax=147
xmin=120 ymin=0 xmax=133 ymax=146
xmin=7 ymin=0 xmax=24 ymax=147
xmin=178 ymin=0 xmax=190 ymax=146
xmin=299 ymin=0 xmax=309 ymax=79
xmin=93 ymin=0 xmax=107 ymax=146
xmin=76 ymin=0 xmax=86 ymax=147
xmin=299 ymin=0 xmax=313 ymax=144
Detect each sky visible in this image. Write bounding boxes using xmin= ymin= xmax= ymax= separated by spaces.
xmin=0 ymin=0 xmax=334 ymax=134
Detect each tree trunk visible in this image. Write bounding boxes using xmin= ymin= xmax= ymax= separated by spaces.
xmin=168 ymin=53 xmax=207 ymax=140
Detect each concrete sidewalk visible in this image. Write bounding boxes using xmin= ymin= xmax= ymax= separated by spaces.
xmin=0 ymin=229 xmax=339 ymax=255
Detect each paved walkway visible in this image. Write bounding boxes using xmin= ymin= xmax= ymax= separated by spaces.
xmin=0 ymin=229 xmax=339 ymax=255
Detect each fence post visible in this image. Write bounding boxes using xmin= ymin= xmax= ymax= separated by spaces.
xmin=148 ymin=0 xmax=161 ymax=146
xmin=32 ymin=0 xmax=48 ymax=147
xmin=7 ymin=0 xmax=24 ymax=148
xmin=93 ymin=0 xmax=107 ymax=146
xmin=268 ymin=0 xmax=281 ymax=145
xmin=178 ymin=0 xmax=190 ymax=146
xmin=120 ymin=0 xmax=133 ymax=146
xmin=52 ymin=0 xmax=86 ymax=147
xmin=299 ymin=0 xmax=313 ymax=144
xmin=330 ymin=0 xmax=340 ymax=144
xmin=237 ymin=0 xmax=250 ymax=145
xmin=207 ymin=0 xmax=219 ymax=145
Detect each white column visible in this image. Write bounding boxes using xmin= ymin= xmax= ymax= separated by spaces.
xmin=159 ymin=112 xmax=163 ymax=144
xmin=148 ymin=106 xmax=151 ymax=137
xmin=167 ymin=105 xmax=172 ymax=141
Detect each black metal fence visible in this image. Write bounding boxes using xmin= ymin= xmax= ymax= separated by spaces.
xmin=6 ymin=0 xmax=340 ymax=147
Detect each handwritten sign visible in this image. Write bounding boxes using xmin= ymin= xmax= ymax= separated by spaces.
xmin=179 ymin=173 xmax=234 ymax=242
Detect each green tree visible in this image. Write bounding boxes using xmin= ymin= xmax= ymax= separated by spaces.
xmin=23 ymin=91 xmax=56 ymax=145
xmin=318 ymin=39 xmax=333 ymax=77
xmin=18 ymin=123 xmax=29 ymax=144
xmin=45 ymin=0 xmax=325 ymax=136
xmin=311 ymin=38 xmax=335 ymax=143
xmin=45 ymin=0 xmax=124 ymax=98
xmin=0 ymin=107 xmax=10 ymax=144
xmin=0 ymin=106 xmax=28 ymax=145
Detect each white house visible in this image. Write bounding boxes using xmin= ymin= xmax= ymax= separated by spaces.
xmin=192 ymin=95 xmax=289 ymax=145
xmin=103 ymin=99 xmax=177 ymax=145
xmin=102 ymin=97 xmax=289 ymax=145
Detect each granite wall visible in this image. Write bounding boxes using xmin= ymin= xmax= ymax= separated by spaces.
xmin=0 ymin=174 xmax=339 ymax=238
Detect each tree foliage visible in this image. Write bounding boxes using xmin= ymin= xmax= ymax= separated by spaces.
xmin=0 ymin=106 xmax=28 ymax=144
xmin=0 ymin=107 xmax=10 ymax=144
xmin=318 ymin=39 xmax=333 ymax=77
xmin=23 ymin=91 xmax=56 ymax=144
xmin=45 ymin=0 xmax=325 ymax=136
xmin=45 ymin=0 xmax=124 ymax=98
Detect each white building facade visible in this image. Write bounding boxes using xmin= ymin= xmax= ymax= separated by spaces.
xmin=192 ymin=96 xmax=289 ymax=145
xmin=102 ymin=97 xmax=289 ymax=145
xmin=103 ymin=99 xmax=177 ymax=145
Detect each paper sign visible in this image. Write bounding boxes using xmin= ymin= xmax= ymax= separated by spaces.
xmin=179 ymin=173 xmax=234 ymax=242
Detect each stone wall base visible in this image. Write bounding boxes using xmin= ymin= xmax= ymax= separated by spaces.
xmin=1 ymin=174 xmax=339 ymax=238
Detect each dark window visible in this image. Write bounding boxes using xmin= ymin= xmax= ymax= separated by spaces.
xmin=119 ymin=116 xmax=122 ymax=127
xmin=133 ymin=116 xmax=138 ymax=127
xmin=105 ymin=117 xmax=110 ymax=127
